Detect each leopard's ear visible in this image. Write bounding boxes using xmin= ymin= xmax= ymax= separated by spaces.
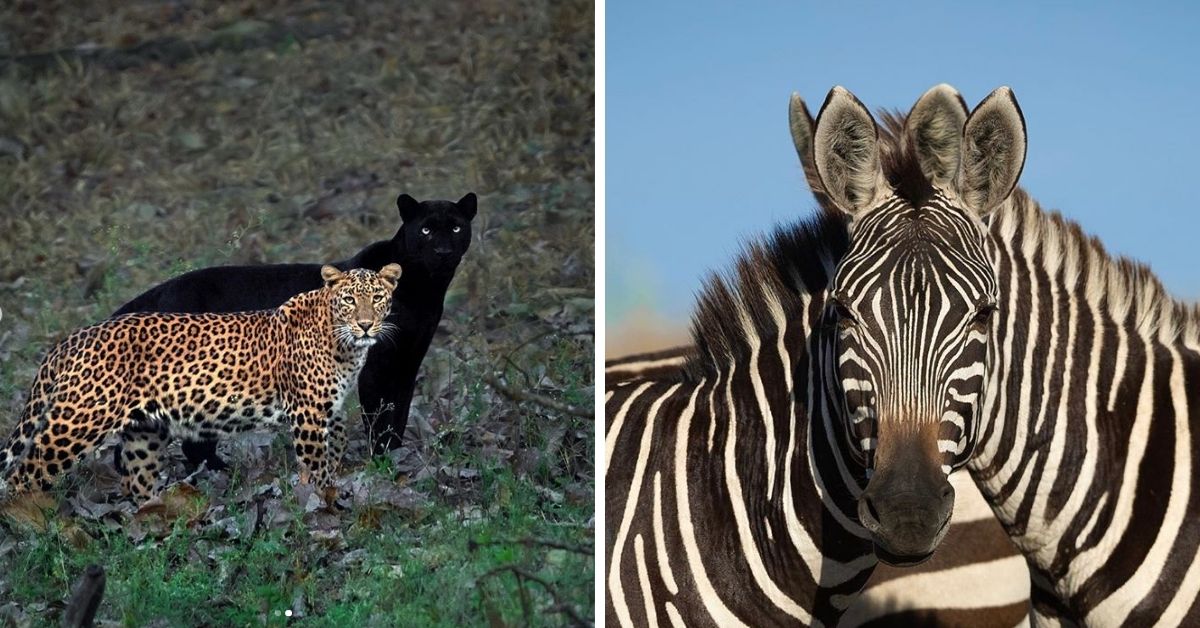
xmin=321 ymin=265 xmax=344 ymax=286
xmin=378 ymin=263 xmax=402 ymax=288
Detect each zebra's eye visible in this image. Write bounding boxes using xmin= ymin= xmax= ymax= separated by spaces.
xmin=971 ymin=304 xmax=997 ymax=327
xmin=421 ymin=227 xmax=431 ymax=235
xmin=831 ymin=300 xmax=857 ymax=327
xmin=452 ymin=226 xmax=461 ymax=233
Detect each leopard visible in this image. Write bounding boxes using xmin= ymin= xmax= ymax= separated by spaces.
xmin=0 ymin=264 xmax=402 ymax=503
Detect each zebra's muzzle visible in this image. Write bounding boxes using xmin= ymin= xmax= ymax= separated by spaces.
xmin=858 ymin=479 xmax=955 ymax=565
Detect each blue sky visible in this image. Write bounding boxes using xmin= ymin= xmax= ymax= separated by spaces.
xmin=607 ymin=1 xmax=1200 ymax=330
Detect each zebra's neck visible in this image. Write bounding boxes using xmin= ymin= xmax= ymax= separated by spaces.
xmin=657 ymin=301 xmax=873 ymax=624
xmin=607 ymin=213 xmax=879 ymax=623
xmin=970 ymin=188 xmax=1200 ymax=621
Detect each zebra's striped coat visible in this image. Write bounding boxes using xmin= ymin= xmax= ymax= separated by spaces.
xmin=606 ymin=215 xmax=881 ymax=626
xmin=608 ymin=351 xmax=1031 ymax=627
xmin=810 ymin=85 xmax=1200 ymax=624
xmin=971 ymin=185 xmax=1200 ymax=625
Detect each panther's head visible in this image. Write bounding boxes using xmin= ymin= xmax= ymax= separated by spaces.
xmin=321 ymin=264 xmax=402 ymax=348
xmin=394 ymin=193 xmax=476 ymax=277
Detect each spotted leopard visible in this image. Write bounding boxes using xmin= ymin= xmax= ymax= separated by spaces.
xmin=0 ymin=264 xmax=401 ymax=502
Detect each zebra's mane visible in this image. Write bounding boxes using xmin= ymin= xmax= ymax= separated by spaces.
xmin=684 ymin=110 xmax=946 ymax=378
xmin=685 ymin=211 xmax=850 ymax=379
xmin=993 ymin=188 xmax=1200 ymax=348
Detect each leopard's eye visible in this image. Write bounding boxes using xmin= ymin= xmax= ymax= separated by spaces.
xmin=452 ymin=226 xmax=461 ymax=233
xmin=342 ymin=296 xmax=355 ymax=305
xmin=373 ymin=294 xmax=385 ymax=303
xmin=421 ymin=227 xmax=431 ymax=235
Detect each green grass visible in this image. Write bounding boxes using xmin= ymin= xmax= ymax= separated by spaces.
xmin=5 ymin=466 xmax=591 ymax=626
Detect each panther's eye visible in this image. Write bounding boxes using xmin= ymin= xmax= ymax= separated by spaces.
xmin=421 ymin=227 xmax=431 ymax=235
xmin=452 ymin=226 xmax=461 ymax=233
xmin=971 ymin=304 xmax=997 ymax=328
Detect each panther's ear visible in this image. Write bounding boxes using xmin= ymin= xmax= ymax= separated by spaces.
xmin=456 ymin=193 xmax=478 ymax=221
xmin=321 ymin=265 xmax=344 ymax=286
xmin=396 ymin=194 xmax=422 ymax=223
xmin=812 ymin=86 xmax=889 ymax=218
xmin=907 ymin=83 xmax=969 ymax=185
xmin=377 ymin=263 xmax=402 ymax=289
xmin=953 ymin=87 xmax=1026 ymax=217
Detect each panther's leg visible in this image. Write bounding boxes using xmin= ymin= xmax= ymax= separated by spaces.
xmin=6 ymin=406 xmax=120 ymax=494
xmin=292 ymin=406 xmax=336 ymax=489
xmin=327 ymin=414 xmax=348 ymax=478
xmin=357 ymin=344 xmax=421 ymax=455
xmin=181 ymin=437 xmax=228 ymax=472
xmin=118 ymin=419 xmax=169 ymax=500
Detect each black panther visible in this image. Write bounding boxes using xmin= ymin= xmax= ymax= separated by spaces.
xmin=112 ymin=192 xmax=477 ymax=468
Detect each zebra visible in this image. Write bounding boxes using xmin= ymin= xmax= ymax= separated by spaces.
xmin=607 ymin=349 xmax=1030 ymax=626
xmin=812 ymin=84 xmax=1200 ymax=624
xmin=605 ymin=210 xmax=867 ymax=626
xmin=605 ymin=85 xmax=1033 ymax=625
xmin=608 ymin=89 xmax=1031 ymax=613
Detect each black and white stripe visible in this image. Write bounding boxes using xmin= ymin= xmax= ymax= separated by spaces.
xmin=605 ymin=85 xmax=1043 ymax=626
xmin=605 ymin=215 xmax=881 ymax=626
xmin=818 ymin=84 xmax=1200 ymax=624
xmin=967 ymin=185 xmax=1200 ymax=625
xmin=608 ymin=348 xmax=1031 ymax=626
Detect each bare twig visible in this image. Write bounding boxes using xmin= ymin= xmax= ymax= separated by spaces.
xmin=477 ymin=565 xmax=592 ymax=628
xmin=515 ymin=571 xmax=533 ymax=624
xmin=470 ymin=537 xmax=593 ymax=556
xmin=499 ymin=329 xmax=556 ymax=385
xmin=62 ymin=564 xmax=105 ymax=628
xmin=483 ymin=373 xmax=590 ymax=419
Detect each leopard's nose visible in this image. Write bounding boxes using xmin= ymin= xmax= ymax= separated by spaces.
xmin=357 ymin=321 xmax=373 ymax=333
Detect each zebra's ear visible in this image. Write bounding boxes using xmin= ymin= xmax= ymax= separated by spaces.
xmin=907 ymin=84 xmax=969 ymax=185
xmin=788 ymin=92 xmax=833 ymax=209
xmin=954 ymin=87 xmax=1027 ymax=216
xmin=813 ymin=86 xmax=889 ymax=217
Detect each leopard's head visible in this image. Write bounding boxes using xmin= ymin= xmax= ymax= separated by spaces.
xmin=321 ymin=264 xmax=402 ymax=348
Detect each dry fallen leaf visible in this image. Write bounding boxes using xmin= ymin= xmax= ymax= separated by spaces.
xmin=132 ymin=483 xmax=209 ymax=538
xmin=0 ymin=491 xmax=57 ymax=532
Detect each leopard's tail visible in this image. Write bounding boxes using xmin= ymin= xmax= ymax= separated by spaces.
xmin=0 ymin=363 xmax=56 ymax=496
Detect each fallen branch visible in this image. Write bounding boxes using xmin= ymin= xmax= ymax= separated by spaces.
xmin=62 ymin=564 xmax=105 ymax=628
xmin=469 ymin=536 xmax=593 ymax=556
xmin=476 ymin=565 xmax=592 ymax=628
xmin=483 ymin=373 xmax=591 ymax=419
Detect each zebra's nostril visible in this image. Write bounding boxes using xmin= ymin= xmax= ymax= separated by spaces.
xmin=858 ymin=495 xmax=882 ymax=531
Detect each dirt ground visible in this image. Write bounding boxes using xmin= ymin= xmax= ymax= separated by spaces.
xmin=0 ymin=1 xmax=593 ymax=625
